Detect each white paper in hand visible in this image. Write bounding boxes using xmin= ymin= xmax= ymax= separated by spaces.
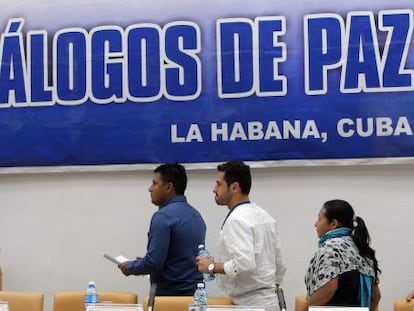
xmin=103 ymin=254 xmax=130 ymax=264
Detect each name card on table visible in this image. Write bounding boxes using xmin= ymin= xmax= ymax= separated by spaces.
xmin=0 ymin=302 xmax=8 ymax=311
xmin=309 ymin=308 xmax=369 ymax=311
xmin=86 ymin=304 xmax=143 ymax=311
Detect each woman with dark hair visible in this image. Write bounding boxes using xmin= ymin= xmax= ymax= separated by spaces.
xmin=300 ymin=199 xmax=381 ymax=311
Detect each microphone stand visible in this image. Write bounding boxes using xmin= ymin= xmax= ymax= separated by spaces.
xmin=148 ymin=283 xmax=157 ymax=311
xmin=276 ymin=284 xmax=287 ymax=311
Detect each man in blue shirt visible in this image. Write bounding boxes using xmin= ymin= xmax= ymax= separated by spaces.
xmin=118 ymin=163 xmax=206 ymax=295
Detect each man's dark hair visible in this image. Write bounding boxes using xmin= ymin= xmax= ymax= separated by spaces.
xmin=217 ymin=161 xmax=251 ymax=195
xmin=154 ymin=163 xmax=187 ymax=195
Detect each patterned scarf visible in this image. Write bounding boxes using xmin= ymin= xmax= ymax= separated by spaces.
xmin=318 ymin=227 xmax=351 ymax=245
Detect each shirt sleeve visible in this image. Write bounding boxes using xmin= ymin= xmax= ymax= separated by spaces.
xmin=274 ymin=223 xmax=287 ymax=284
xmin=126 ymin=211 xmax=171 ymax=275
xmin=222 ymin=218 xmax=256 ymax=277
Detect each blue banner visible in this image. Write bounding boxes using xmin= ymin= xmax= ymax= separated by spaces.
xmin=0 ymin=0 xmax=413 ymax=167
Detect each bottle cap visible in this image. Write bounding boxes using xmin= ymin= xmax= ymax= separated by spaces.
xmin=198 ymin=244 xmax=205 ymax=249
xmin=88 ymin=281 xmax=95 ymax=286
xmin=197 ymin=282 xmax=205 ymax=288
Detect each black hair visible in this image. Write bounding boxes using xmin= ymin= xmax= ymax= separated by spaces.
xmin=323 ymin=199 xmax=381 ymax=280
xmin=217 ymin=161 xmax=251 ymax=195
xmin=153 ymin=163 xmax=187 ymax=195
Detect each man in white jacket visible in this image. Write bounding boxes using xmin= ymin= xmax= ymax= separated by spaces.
xmin=197 ymin=161 xmax=286 ymax=311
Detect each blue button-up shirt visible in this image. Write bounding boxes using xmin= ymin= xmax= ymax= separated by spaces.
xmin=127 ymin=195 xmax=206 ymax=295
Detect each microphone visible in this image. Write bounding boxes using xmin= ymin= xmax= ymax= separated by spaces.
xmin=148 ymin=283 xmax=157 ymax=311
xmin=276 ymin=285 xmax=287 ymax=311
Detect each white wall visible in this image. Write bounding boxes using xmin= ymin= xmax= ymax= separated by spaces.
xmin=0 ymin=164 xmax=413 ymax=311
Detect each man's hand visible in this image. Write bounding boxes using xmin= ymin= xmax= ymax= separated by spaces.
xmin=406 ymin=289 xmax=414 ymax=301
xmin=196 ymin=256 xmax=213 ymax=273
xmin=118 ymin=262 xmax=130 ymax=276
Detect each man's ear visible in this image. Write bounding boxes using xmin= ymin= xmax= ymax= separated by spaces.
xmin=166 ymin=182 xmax=175 ymax=193
xmin=231 ymin=181 xmax=240 ymax=192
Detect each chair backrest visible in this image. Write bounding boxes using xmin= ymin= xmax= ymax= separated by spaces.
xmin=295 ymin=295 xmax=306 ymax=311
xmin=53 ymin=291 xmax=138 ymax=311
xmin=0 ymin=291 xmax=44 ymax=311
xmin=0 ymin=267 xmax=3 ymax=290
xmin=295 ymin=294 xmax=380 ymax=311
xmin=394 ymin=299 xmax=414 ymax=311
xmin=143 ymin=296 xmax=233 ymax=311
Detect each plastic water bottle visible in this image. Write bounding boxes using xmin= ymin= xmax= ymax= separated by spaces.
xmin=197 ymin=244 xmax=215 ymax=281
xmin=85 ymin=281 xmax=98 ymax=304
xmin=193 ymin=282 xmax=207 ymax=311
